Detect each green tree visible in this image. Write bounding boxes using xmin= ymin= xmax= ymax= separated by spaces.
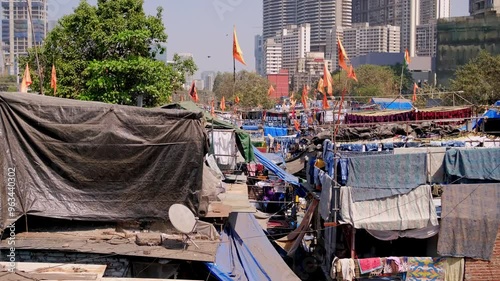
xmin=450 ymin=51 xmax=500 ymax=106
xmin=21 ymin=0 xmax=196 ymax=107
xmin=213 ymin=71 xmax=274 ymax=109
xmin=390 ymin=63 xmax=414 ymax=95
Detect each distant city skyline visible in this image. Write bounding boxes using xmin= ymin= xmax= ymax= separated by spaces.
xmin=48 ymin=0 xmax=470 ymax=77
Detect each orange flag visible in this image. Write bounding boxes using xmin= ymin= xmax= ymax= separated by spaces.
xmin=50 ymin=64 xmax=57 ymax=94
xmin=323 ymin=62 xmax=334 ymax=96
xmin=20 ymin=64 xmax=32 ymax=93
xmin=337 ymin=38 xmax=348 ymax=71
xmin=233 ymin=26 xmax=246 ymax=65
xmin=188 ymin=81 xmax=199 ymax=103
xmin=211 ymin=99 xmax=215 ymax=116
xmin=301 ymin=85 xmax=308 ymax=109
xmin=235 ymin=96 xmax=240 ymax=103
xmin=317 ymin=78 xmax=325 ymax=95
xmin=404 ymin=49 xmax=411 ymax=65
xmin=413 ymin=83 xmax=418 ymax=102
xmin=294 ymin=119 xmax=300 ymax=131
xmin=322 ymin=93 xmax=329 ymax=110
xmin=220 ymin=96 xmax=226 ymax=111
xmin=348 ymin=65 xmax=358 ymax=82
xmin=268 ymin=84 xmax=275 ymax=97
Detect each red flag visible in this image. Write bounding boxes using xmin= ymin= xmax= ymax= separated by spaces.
xmin=348 ymin=65 xmax=358 ymax=82
xmin=188 ymin=81 xmax=198 ymax=103
xmin=413 ymin=83 xmax=418 ymax=102
xmin=337 ymin=38 xmax=348 ymax=71
xmin=233 ymin=26 xmax=246 ymax=65
xmin=301 ymin=85 xmax=308 ymax=109
xmin=220 ymin=96 xmax=226 ymax=111
xmin=50 ymin=64 xmax=57 ymax=94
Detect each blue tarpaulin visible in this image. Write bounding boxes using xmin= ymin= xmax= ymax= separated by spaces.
xmin=206 ymin=213 xmax=300 ymax=281
xmin=370 ymin=97 xmax=413 ymax=110
xmin=473 ymin=100 xmax=500 ymax=129
xmin=253 ymin=146 xmax=300 ymax=186
xmin=264 ymin=126 xmax=288 ymax=137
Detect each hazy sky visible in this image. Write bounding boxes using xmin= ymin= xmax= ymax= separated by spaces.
xmin=49 ymin=0 xmax=470 ymax=78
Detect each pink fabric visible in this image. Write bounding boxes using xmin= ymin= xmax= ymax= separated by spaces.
xmin=358 ymin=258 xmax=383 ymax=274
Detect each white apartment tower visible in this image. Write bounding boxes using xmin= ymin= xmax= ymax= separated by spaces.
xmin=469 ymin=0 xmax=500 ymax=15
xmin=1 ymin=0 xmax=48 ymax=75
xmin=274 ymin=23 xmax=310 ymax=75
xmin=264 ymin=38 xmax=282 ymax=75
xmin=343 ymin=23 xmax=400 ymax=58
xmin=352 ymin=0 xmax=450 ymax=57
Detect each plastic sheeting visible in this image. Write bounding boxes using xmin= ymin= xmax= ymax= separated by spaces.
xmin=437 ymin=184 xmax=500 ymax=260
xmin=207 ymin=212 xmax=300 ymax=281
xmin=264 ymin=126 xmax=288 ymax=137
xmin=444 ymin=148 xmax=500 ymax=182
xmin=253 ymin=147 xmax=299 ymax=186
xmin=340 ymin=185 xmax=439 ymax=231
xmin=0 ymin=92 xmax=207 ymax=227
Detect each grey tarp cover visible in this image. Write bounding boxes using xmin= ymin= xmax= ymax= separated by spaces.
xmin=207 ymin=212 xmax=300 ymax=281
xmin=0 ymin=92 xmax=207 ymax=228
xmin=437 ymin=184 xmax=500 ymax=260
xmin=347 ymin=153 xmax=428 ymax=201
xmin=444 ymin=148 xmax=500 ymax=182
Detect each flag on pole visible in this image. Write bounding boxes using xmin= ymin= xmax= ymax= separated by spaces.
xmin=50 ymin=64 xmax=57 ymax=94
xmin=404 ymin=48 xmax=411 ymax=66
xmin=323 ymin=62 xmax=334 ymax=96
xmin=211 ymin=99 xmax=215 ymax=116
xmin=317 ymin=78 xmax=325 ymax=95
xmin=322 ymin=93 xmax=329 ymax=110
xmin=337 ymin=38 xmax=348 ymax=71
xmin=220 ymin=96 xmax=226 ymax=111
xmin=294 ymin=119 xmax=300 ymax=131
xmin=301 ymin=85 xmax=308 ymax=109
xmin=412 ymin=83 xmax=418 ymax=102
xmin=268 ymin=84 xmax=275 ymax=97
xmin=188 ymin=80 xmax=199 ymax=103
xmin=233 ymin=26 xmax=246 ymax=65
xmin=235 ymin=96 xmax=240 ymax=103
xmin=20 ymin=64 xmax=32 ymax=93
xmin=348 ymin=65 xmax=358 ymax=82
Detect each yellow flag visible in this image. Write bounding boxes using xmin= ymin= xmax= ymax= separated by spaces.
xmin=233 ymin=26 xmax=246 ymax=65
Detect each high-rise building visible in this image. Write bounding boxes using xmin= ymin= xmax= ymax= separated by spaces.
xmin=325 ymin=26 xmax=345 ymax=69
xmin=343 ymin=23 xmax=400 ymax=58
xmin=263 ymin=0 xmax=352 ymax=51
xmin=274 ymin=23 xmax=310 ymax=75
xmin=296 ymin=0 xmax=351 ymax=52
xmin=254 ymin=35 xmax=265 ymax=76
xmin=416 ymin=21 xmax=437 ymax=57
xmin=326 ymin=23 xmax=400 ymax=69
xmin=263 ymin=38 xmax=282 ymax=75
xmin=263 ymin=0 xmax=297 ymax=40
xmin=293 ymin=52 xmax=332 ymax=91
xmin=469 ymin=0 xmax=500 ymax=15
xmin=352 ymin=0 xmax=449 ymax=57
xmin=1 ymin=0 xmax=48 ymax=75
xmin=201 ymin=71 xmax=216 ymax=92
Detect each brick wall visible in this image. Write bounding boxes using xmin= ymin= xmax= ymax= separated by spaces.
xmin=2 ymin=250 xmax=130 ymax=277
xmin=464 ymin=228 xmax=500 ymax=281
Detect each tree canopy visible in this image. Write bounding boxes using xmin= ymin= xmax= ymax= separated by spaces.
xmin=213 ymin=71 xmax=274 ymax=109
xmin=450 ymin=51 xmax=500 ymax=106
xmin=21 ymin=0 xmax=196 ymax=107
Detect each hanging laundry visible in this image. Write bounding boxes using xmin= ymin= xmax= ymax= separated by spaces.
xmin=340 ymin=259 xmax=356 ymax=281
xmin=357 ymin=258 xmax=383 ymax=275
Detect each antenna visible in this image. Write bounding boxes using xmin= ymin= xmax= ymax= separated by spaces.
xmin=168 ymin=204 xmax=199 ymax=249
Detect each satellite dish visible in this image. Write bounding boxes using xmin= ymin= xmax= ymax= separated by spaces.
xmin=169 ymin=204 xmax=197 ymax=234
